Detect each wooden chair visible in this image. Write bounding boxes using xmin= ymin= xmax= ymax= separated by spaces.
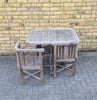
xmin=14 ymin=41 xmax=44 ymax=85
xmin=53 ymin=44 xmax=78 ymax=78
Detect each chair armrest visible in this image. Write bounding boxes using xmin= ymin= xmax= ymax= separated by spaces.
xmin=15 ymin=40 xmax=44 ymax=53
xmin=15 ymin=48 xmax=44 ymax=53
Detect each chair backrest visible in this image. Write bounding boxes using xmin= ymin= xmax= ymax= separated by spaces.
xmin=15 ymin=41 xmax=44 ymax=70
xmin=55 ymin=44 xmax=77 ymax=62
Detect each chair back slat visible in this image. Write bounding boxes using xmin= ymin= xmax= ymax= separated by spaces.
xmin=61 ymin=46 xmax=63 ymax=59
xmin=35 ymin=53 xmax=39 ymax=67
xmin=33 ymin=53 xmax=36 ymax=67
xmin=72 ymin=45 xmax=75 ymax=58
xmin=64 ymin=45 xmax=68 ymax=59
xmin=57 ymin=46 xmax=59 ymax=59
xmin=26 ymin=52 xmax=32 ymax=67
xmin=73 ymin=45 xmax=77 ymax=58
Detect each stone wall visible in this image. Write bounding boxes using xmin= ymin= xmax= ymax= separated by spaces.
xmin=0 ymin=0 xmax=97 ymax=53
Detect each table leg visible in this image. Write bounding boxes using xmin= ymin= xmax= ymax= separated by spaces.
xmin=50 ymin=46 xmax=53 ymax=75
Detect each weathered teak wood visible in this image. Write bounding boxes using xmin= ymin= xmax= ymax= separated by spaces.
xmin=15 ymin=41 xmax=44 ymax=85
xmin=54 ymin=46 xmax=57 ymax=78
xmin=16 ymin=52 xmax=24 ymax=84
xmin=54 ymin=44 xmax=78 ymax=78
xmin=26 ymin=28 xmax=79 ymax=78
xmin=26 ymin=28 xmax=79 ymax=45
xmin=39 ymin=52 xmax=44 ymax=85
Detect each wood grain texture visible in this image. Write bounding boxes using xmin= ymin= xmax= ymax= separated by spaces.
xmin=54 ymin=44 xmax=78 ymax=77
xmin=26 ymin=28 xmax=79 ymax=45
xmin=15 ymin=41 xmax=44 ymax=85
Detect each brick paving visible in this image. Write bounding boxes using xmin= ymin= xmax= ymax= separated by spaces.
xmin=0 ymin=52 xmax=97 ymax=100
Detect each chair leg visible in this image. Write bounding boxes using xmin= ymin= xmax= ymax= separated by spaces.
xmin=54 ymin=46 xmax=56 ymax=78
xmin=54 ymin=64 xmax=56 ymax=78
xmin=39 ymin=52 xmax=44 ymax=86
xmin=49 ymin=46 xmax=53 ymax=75
xmin=54 ymin=56 xmax=56 ymax=78
xmin=40 ymin=69 xmax=44 ymax=86
xmin=41 ymin=79 xmax=44 ymax=86
xmin=18 ymin=68 xmax=24 ymax=84
xmin=72 ymin=60 xmax=76 ymax=76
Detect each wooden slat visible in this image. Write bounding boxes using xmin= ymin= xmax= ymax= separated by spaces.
xmin=54 ymin=46 xmax=57 ymax=78
xmin=64 ymin=46 xmax=65 ymax=59
xmin=69 ymin=46 xmax=72 ymax=59
xmin=16 ymin=52 xmax=24 ymax=84
xmin=36 ymin=52 xmax=38 ymax=67
xmin=33 ymin=71 xmax=40 ymax=75
xmin=72 ymin=45 xmax=75 ymax=58
xmin=26 ymin=52 xmax=32 ymax=67
xmin=15 ymin=41 xmax=44 ymax=52
xmin=57 ymin=58 xmax=75 ymax=62
xmin=58 ymin=46 xmax=59 ymax=59
xmin=72 ymin=45 xmax=76 ymax=59
xmin=64 ymin=45 xmax=68 ymax=59
xmin=23 ymin=70 xmax=41 ymax=80
xmin=71 ymin=45 xmax=74 ymax=59
xmin=56 ymin=64 xmax=73 ymax=73
xmin=32 ymin=53 xmax=35 ymax=67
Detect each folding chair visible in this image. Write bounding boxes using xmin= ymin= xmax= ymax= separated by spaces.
xmin=53 ymin=44 xmax=78 ymax=78
xmin=15 ymin=41 xmax=44 ymax=85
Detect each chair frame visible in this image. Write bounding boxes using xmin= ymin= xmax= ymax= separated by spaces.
xmin=15 ymin=41 xmax=44 ymax=85
xmin=53 ymin=44 xmax=78 ymax=78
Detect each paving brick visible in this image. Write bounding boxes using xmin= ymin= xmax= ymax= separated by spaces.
xmin=15 ymin=88 xmax=27 ymax=97
xmin=0 ymin=86 xmax=11 ymax=96
xmin=14 ymin=96 xmax=33 ymax=100
xmin=0 ymin=52 xmax=97 ymax=100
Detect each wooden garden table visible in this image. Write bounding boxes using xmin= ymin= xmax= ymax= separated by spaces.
xmin=26 ymin=28 xmax=79 ymax=46
xmin=26 ymin=28 xmax=79 ymax=75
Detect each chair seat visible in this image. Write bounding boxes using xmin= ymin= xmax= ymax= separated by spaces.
xmin=57 ymin=58 xmax=75 ymax=62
